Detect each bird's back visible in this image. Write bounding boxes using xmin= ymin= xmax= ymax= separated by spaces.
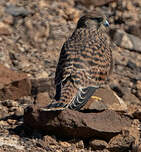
xmin=54 ymin=27 xmax=112 ymax=108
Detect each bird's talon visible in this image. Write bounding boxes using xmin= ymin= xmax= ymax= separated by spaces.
xmin=91 ymin=96 xmax=102 ymax=101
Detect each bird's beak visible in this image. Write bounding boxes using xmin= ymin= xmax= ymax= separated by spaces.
xmin=103 ymin=20 xmax=109 ymax=27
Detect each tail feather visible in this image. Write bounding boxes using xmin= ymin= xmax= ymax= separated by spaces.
xmin=40 ymin=86 xmax=97 ymax=111
xmin=68 ymin=86 xmax=96 ymax=110
xmin=40 ymin=101 xmax=68 ymax=111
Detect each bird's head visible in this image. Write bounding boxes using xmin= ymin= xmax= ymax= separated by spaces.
xmin=77 ymin=10 xmax=109 ymax=30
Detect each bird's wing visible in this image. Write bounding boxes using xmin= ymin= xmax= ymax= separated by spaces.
xmin=54 ymin=39 xmax=85 ymax=100
xmin=68 ymin=86 xmax=98 ymax=110
xmin=84 ymin=45 xmax=113 ymax=87
xmin=55 ymin=43 xmax=71 ymax=87
xmin=54 ymin=41 xmax=74 ymax=100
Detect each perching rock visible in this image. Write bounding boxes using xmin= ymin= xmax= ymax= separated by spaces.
xmin=24 ymin=106 xmax=131 ymax=139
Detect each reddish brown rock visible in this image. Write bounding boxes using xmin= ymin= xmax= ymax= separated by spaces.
xmin=24 ymin=105 xmax=131 ymax=140
xmin=0 ymin=22 xmax=12 ymax=35
xmin=31 ymin=78 xmax=55 ymax=98
xmin=36 ymin=92 xmax=51 ymax=108
xmin=0 ymin=64 xmax=31 ymax=100
xmin=82 ymin=87 xmax=127 ymax=112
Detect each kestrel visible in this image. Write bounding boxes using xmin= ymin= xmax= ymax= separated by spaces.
xmin=40 ymin=10 xmax=113 ymax=111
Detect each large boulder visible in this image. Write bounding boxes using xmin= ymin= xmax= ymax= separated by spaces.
xmin=24 ymin=106 xmax=131 ymax=140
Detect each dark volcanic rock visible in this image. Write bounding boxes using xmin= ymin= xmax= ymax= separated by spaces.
xmin=0 ymin=64 xmax=31 ymax=100
xmin=24 ymin=106 xmax=131 ymax=140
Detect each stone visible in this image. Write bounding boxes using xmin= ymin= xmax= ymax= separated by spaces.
xmin=24 ymin=17 xmax=50 ymax=43
xmin=82 ymin=87 xmax=127 ymax=112
xmin=89 ymin=139 xmax=108 ymax=150
xmin=24 ymin=106 xmax=131 ymax=140
xmin=113 ymin=29 xmax=141 ymax=53
xmin=75 ymin=0 xmax=118 ymax=7
xmin=82 ymin=99 xmax=108 ymax=112
xmin=132 ymin=108 xmax=141 ymax=121
xmin=108 ymin=133 xmax=135 ymax=152
xmin=127 ymin=60 xmax=137 ymax=70
xmin=0 ymin=105 xmax=9 ymax=119
xmin=136 ymin=81 xmax=141 ymax=100
xmin=0 ymin=22 xmax=12 ymax=35
xmin=122 ymin=93 xmax=140 ymax=105
xmin=14 ymin=106 xmax=24 ymax=117
xmin=59 ymin=141 xmax=71 ymax=148
xmin=0 ymin=64 xmax=31 ymax=100
xmin=7 ymin=119 xmax=17 ymax=125
xmin=36 ymin=92 xmax=51 ymax=108
xmin=2 ymin=14 xmax=14 ymax=25
xmin=31 ymin=78 xmax=55 ymax=99
xmin=42 ymin=135 xmax=58 ymax=147
xmin=127 ymin=23 xmax=141 ymax=39
xmin=5 ymin=5 xmax=29 ymax=17
xmin=137 ymin=144 xmax=141 ymax=152
xmin=128 ymin=119 xmax=140 ymax=151
xmin=75 ymin=140 xmax=84 ymax=149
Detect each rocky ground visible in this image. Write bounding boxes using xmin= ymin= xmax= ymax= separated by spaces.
xmin=0 ymin=0 xmax=141 ymax=151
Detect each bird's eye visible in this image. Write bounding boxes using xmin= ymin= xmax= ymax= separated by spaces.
xmin=96 ymin=17 xmax=103 ymax=22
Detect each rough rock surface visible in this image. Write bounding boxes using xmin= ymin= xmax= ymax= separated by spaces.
xmin=0 ymin=64 xmax=31 ymax=100
xmin=81 ymin=87 xmax=127 ymax=112
xmin=113 ymin=29 xmax=141 ymax=53
xmin=89 ymin=139 xmax=108 ymax=150
xmin=108 ymin=133 xmax=135 ymax=152
xmin=24 ymin=106 xmax=131 ymax=139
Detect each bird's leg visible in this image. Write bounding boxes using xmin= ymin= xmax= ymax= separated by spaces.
xmin=91 ymin=96 xmax=102 ymax=101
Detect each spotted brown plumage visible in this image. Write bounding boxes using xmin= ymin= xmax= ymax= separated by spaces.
xmin=40 ymin=10 xmax=113 ymax=111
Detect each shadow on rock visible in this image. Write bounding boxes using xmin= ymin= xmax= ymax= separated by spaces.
xmin=24 ymin=104 xmax=131 ymax=141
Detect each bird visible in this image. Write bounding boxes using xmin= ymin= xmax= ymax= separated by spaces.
xmin=40 ymin=10 xmax=113 ymax=111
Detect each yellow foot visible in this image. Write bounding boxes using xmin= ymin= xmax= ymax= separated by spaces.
xmin=91 ymin=96 xmax=102 ymax=101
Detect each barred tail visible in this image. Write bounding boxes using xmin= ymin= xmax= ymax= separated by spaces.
xmin=68 ymin=86 xmax=96 ymax=110
xmin=40 ymin=85 xmax=97 ymax=111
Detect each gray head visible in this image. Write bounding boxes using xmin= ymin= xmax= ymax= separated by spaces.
xmin=77 ymin=10 xmax=109 ymax=30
